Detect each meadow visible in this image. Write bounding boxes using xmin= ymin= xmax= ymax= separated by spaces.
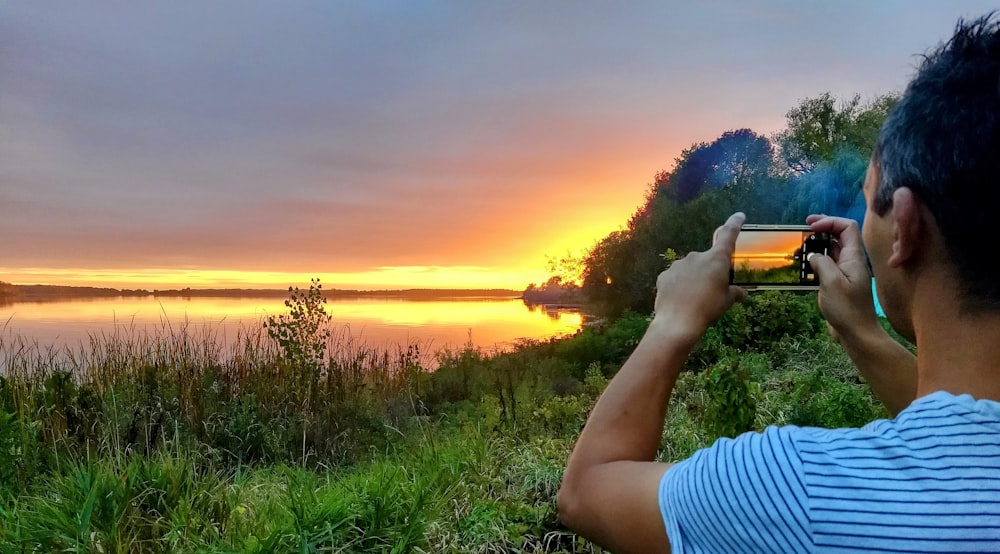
xmin=0 ymin=281 xmax=898 ymax=553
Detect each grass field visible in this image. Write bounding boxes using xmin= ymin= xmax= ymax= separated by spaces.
xmin=0 ymin=290 xmax=891 ymax=552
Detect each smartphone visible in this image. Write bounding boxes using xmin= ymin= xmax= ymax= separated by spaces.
xmin=729 ymin=225 xmax=831 ymax=290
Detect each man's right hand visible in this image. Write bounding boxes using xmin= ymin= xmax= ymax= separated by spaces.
xmin=805 ymin=214 xmax=917 ymax=415
xmin=805 ymin=214 xmax=881 ymax=343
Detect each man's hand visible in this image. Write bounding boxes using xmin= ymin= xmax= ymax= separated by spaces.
xmin=651 ymin=212 xmax=748 ymax=343
xmin=805 ymin=214 xmax=881 ymax=342
xmin=806 ymin=214 xmax=917 ymax=415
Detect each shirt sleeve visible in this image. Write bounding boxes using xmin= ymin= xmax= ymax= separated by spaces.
xmin=658 ymin=425 xmax=813 ymax=554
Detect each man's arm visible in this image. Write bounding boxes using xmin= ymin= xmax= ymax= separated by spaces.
xmin=831 ymin=319 xmax=917 ymax=416
xmin=558 ymin=213 xmax=747 ymax=553
xmin=807 ymin=215 xmax=917 ymax=416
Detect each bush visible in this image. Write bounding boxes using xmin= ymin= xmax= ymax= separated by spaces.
xmin=264 ymin=279 xmax=331 ymax=373
xmin=690 ymin=291 xmax=823 ymax=370
xmin=531 ymin=394 xmax=591 ymax=436
xmin=582 ymin=363 xmax=608 ymax=397
xmin=425 ymin=345 xmax=489 ymax=408
xmin=554 ymin=311 xmax=650 ymax=377
xmin=0 ymin=410 xmax=42 ymax=501
xmin=701 ymin=356 xmax=759 ymax=440
xmin=786 ymin=369 xmax=884 ymax=429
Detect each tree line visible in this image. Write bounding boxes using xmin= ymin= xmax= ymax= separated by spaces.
xmin=576 ymin=92 xmax=896 ymax=317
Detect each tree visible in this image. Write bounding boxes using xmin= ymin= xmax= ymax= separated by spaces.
xmin=0 ymin=281 xmax=17 ymax=298
xmin=666 ymin=141 xmax=714 ymax=203
xmin=777 ymin=93 xmax=897 ymax=173
xmin=775 ymin=93 xmax=895 ymax=222
xmin=782 ymin=147 xmax=869 ymax=224
xmin=265 ymin=278 xmax=332 ymax=372
xmin=545 ymin=251 xmax=586 ymax=287
xmin=582 ymin=130 xmax=786 ymax=317
xmin=665 ymin=129 xmax=777 ymax=204
xmin=580 ymin=230 xmax=637 ymax=316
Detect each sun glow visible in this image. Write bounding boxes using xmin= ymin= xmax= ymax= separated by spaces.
xmin=0 ymin=200 xmax=634 ymax=292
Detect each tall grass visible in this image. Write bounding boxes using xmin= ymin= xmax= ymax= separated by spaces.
xmin=0 ymin=421 xmax=583 ymax=552
xmin=0 ymin=309 xmax=604 ymax=551
xmin=0 ymin=290 xmax=892 ymax=552
xmin=0 ymin=316 xmax=432 ymax=474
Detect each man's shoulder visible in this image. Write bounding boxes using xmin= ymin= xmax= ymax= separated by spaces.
xmin=679 ymin=390 xmax=1000 ymax=478
xmin=668 ymin=390 xmax=1000 ymax=483
xmin=659 ymin=393 xmax=1000 ymax=553
xmin=777 ymin=390 xmax=1000 ymax=449
xmin=777 ymin=391 xmax=1000 ymax=486
xmin=791 ymin=392 xmax=1000 ymax=550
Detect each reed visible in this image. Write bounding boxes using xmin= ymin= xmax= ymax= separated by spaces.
xmin=0 ymin=312 xmax=431 ymax=473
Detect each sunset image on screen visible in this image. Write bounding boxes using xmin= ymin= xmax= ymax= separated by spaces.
xmin=732 ymin=230 xmax=808 ymax=284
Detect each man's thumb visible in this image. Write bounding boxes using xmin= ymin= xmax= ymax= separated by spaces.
xmin=728 ymin=285 xmax=748 ymax=304
xmin=807 ymin=252 xmax=838 ymax=284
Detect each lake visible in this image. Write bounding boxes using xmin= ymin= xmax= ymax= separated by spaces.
xmin=0 ymin=295 xmax=584 ymax=363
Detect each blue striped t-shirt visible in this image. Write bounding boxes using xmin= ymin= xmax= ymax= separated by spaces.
xmin=658 ymin=391 xmax=1000 ymax=553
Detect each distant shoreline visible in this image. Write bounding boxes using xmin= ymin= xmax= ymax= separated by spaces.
xmin=0 ymin=283 xmax=524 ymax=302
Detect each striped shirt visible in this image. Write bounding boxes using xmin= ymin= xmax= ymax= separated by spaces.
xmin=658 ymin=391 xmax=1000 ymax=553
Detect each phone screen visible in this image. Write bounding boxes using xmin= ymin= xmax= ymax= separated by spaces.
xmin=731 ymin=228 xmax=828 ymax=289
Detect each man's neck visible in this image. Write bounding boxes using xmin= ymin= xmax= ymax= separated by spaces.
xmin=914 ymin=289 xmax=1000 ymax=402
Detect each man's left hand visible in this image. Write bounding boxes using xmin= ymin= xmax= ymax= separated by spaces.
xmin=651 ymin=212 xmax=748 ymax=343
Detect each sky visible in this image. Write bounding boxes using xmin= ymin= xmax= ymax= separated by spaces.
xmin=2 ymin=1 xmax=996 ymax=290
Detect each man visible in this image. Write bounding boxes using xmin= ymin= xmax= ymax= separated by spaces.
xmin=558 ymin=15 xmax=1000 ymax=553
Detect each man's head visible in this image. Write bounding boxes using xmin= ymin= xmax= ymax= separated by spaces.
xmin=870 ymin=14 xmax=1000 ymax=315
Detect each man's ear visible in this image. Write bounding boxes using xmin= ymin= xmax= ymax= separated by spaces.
xmin=888 ymin=187 xmax=921 ymax=268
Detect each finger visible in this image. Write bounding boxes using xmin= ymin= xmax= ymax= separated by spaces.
xmin=711 ymin=212 xmax=745 ymax=253
xmin=808 ymin=215 xmax=867 ymax=266
xmin=729 ymin=285 xmax=748 ymax=304
xmin=808 ymin=215 xmax=862 ymax=252
xmin=826 ymin=322 xmax=841 ymax=343
xmin=807 ymin=252 xmax=844 ymax=285
xmin=805 ymin=213 xmax=826 ymax=225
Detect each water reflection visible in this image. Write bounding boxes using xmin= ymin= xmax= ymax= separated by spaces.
xmin=0 ymin=296 xmax=584 ymax=355
xmin=524 ymin=301 xmax=575 ymax=322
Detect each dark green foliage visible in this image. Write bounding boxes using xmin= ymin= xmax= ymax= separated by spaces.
xmin=666 ymin=129 xmax=779 ymax=206
xmin=580 ymin=229 xmax=640 ymax=317
xmin=738 ymin=292 xmax=825 ymax=352
xmin=691 ymin=291 xmax=824 ymax=369
xmin=425 ymin=344 xmax=489 ymax=407
xmin=702 ymin=357 xmax=758 ymax=440
xmin=264 ymin=278 xmax=331 ymax=372
xmin=787 ymin=369 xmax=885 ymax=429
xmin=554 ymin=311 xmax=649 ymax=376
xmin=777 ymin=93 xmax=897 ymax=174
xmin=205 ymin=393 xmax=275 ymax=463
xmin=0 ymin=409 xmax=42 ymax=502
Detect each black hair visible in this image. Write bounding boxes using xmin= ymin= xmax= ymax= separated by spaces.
xmin=875 ymin=13 xmax=1000 ymax=312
